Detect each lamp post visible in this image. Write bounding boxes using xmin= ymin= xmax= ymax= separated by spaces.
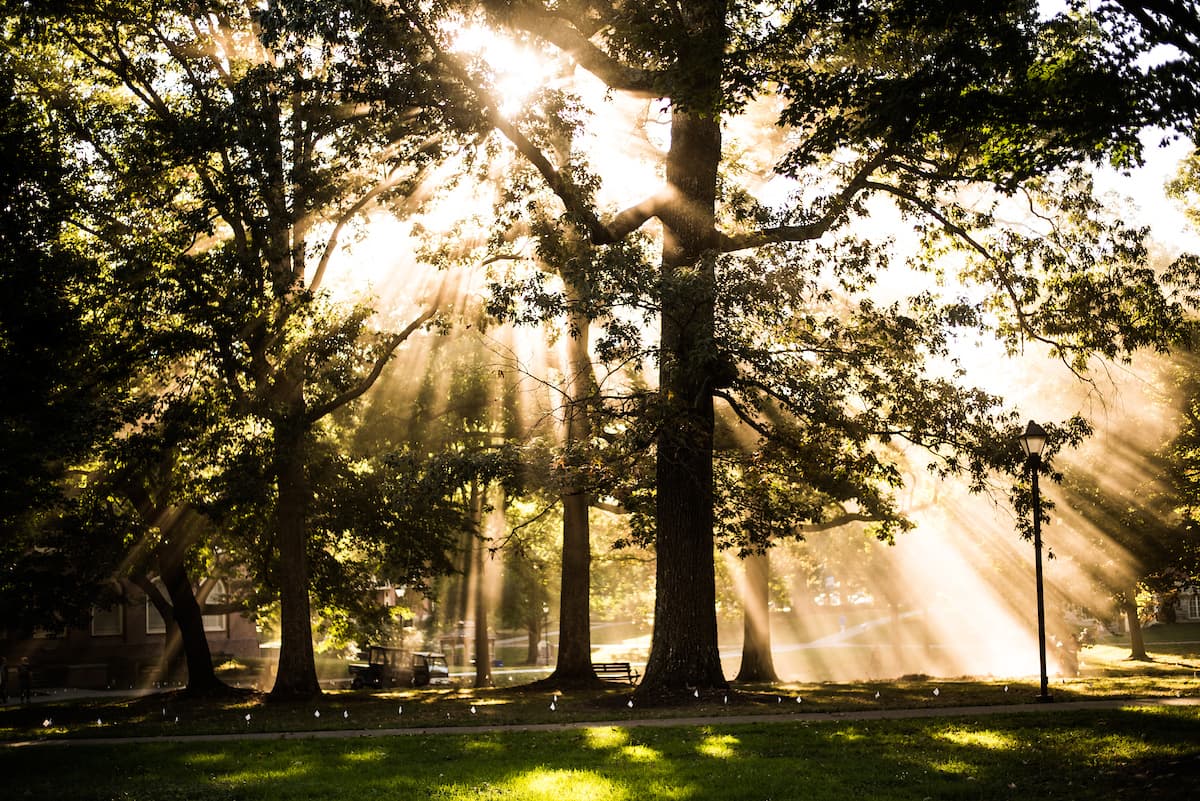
xmin=1017 ymin=420 xmax=1051 ymax=702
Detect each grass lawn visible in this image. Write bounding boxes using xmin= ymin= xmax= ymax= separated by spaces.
xmin=3 ymin=706 xmax=1199 ymax=800
xmin=3 ymin=629 xmax=1198 ymax=799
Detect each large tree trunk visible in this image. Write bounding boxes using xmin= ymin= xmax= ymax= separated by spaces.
xmin=471 ymin=482 xmax=492 ymax=688
xmin=547 ymin=297 xmax=597 ymax=684
xmin=639 ymin=22 xmax=729 ymax=693
xmin=553 ymin=492 xmax=594 ymax=678
xmin=1122 ymin=587 xmax=1150 ymax=661
xmin=126 ymin=489 xmax=228 ymax=693
xmin=269 ymin=422 xmax=322 ymax=700
xmin=134 ymin=575 xmax=186 ymax=685
xmin=735 ymin=551 xmax=779 ymax=683
xmin=158 ymin=532 xmax=226 ymax=695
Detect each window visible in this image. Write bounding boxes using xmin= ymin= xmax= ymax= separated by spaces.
xmin=91 ymin=605 xmax=123 ymax=637
xmin=202 ymin=580 xmax=227 ymax=633
xmin=1189 ymin=595 xmax=1200 ymax=620
xmin=146 ymin=577 xmax=229 ymax=633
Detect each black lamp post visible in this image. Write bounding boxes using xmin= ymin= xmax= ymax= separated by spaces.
xmin=1017 ymin=420 xmax=1052 ymax=702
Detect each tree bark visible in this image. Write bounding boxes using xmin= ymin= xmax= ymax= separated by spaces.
xmin=639 ymin=98 xmax=729 ymax=694
xmin=636 ymin=2 xmax=730 ymax=696
xmin=158 ymin=536 xmax=226 ymax=695
xmin=547 ymin=296 xmax=597 ymax=684
xmin=525 ymin=613 xmax=541 ymax=665
xmin=471 ymin=482 xmax=492 ymax=688
xmin=735 ymin=551 xmax=779 ymax=683
xmin=268 ymin=421 xmax=323 ymax=700
xmin=130 ymin=505 xmax=230 ymax=695
xmin=1122 ymin=586 xmax=1150 ymax=661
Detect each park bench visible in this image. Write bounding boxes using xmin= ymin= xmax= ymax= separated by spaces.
xmin=592 ymin=661 xmax=639 ymax=684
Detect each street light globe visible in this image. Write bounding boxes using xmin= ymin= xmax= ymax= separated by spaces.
xmin=1018 ymin=420 xmax=1049 ymax=459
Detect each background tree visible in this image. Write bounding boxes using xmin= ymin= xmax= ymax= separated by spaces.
xmin=1056 ymin=455 xmax=1182 ymax=660
xmin=497 ymin=500 xmax=561 ymax=665
xmin=0 ymin=44 xmax=141 ymax=635
xmin=15 ymin=0 xmax=476 ymax=699
xmin=451 ymin=70 xmax=663 ymax=685
xmin=1049 ymin=348 xmax=1200 ymax=660
xmin=1097 ymin=0 xmax=1199 ymax=135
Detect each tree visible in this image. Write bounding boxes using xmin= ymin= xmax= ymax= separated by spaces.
xmin=0 ymin=44 xmax=141 ymax=635
xmin=473 ymin=79 xmax=660 ymax=685
xmin=487 ymin=213 xmax=654 ymax=684
xmin=1095 ymin=0 xmax=1200 ymax=135
xmin=15 ymin=1 xmax=474 ymax=699
xmin=716 ymin=437 xmax=914 ymax=683
xmin=497 ymin=500 xmax=560 ymax=665
xmin=415 ymin=0 xmax=1192 ymax=696
xmin=733 ymin=550 xmax=778 ymax=683
xmin=1056 ymin=452 xmax=1179 ymax=660
xmin=1053 ymin=376 xmax=1200 ymax=661
xmin=354 ymin=324 xmax=534 ymax=683
xmin=1 ymin=21 xmax=250 ymax=693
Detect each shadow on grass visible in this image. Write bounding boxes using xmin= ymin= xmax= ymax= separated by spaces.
xmin=3 ymin=707 xmax=1199 ymax=800
xmin=5 ymin=669 xmax=1200 ymax=743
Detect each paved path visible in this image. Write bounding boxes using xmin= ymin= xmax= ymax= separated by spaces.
xmin=4 ymin=696 xmax=1197 ymax=749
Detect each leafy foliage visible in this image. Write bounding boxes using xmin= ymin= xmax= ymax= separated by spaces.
xmin=0 ymin=53 xmax=142 ymax=631
xmin=2 ymin=0 xmax=483 ymax=690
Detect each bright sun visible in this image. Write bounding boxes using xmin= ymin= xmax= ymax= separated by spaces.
xmin=450 ymin=23 xmax=556 ymax=117
xmin=324 ymin=17 xmax=672 ymax=317
xmin=449 ymin=20 xmax=665 ymax=209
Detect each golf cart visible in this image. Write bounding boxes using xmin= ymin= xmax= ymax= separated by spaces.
xmin=348 ymin=646 xmax=450 ymax=689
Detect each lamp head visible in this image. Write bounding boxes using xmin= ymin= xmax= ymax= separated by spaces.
xmin=1018 ymin=420 xmax=1049 ymax=459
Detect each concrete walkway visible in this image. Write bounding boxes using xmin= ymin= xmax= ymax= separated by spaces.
xmin=5 ymin=695 xmax=1197 ymax=749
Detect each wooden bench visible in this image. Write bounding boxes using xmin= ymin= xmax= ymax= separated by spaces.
xmin=592 ymin=662 xmax=639 ymax=684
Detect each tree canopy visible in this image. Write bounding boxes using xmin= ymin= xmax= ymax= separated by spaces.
xmin=445 ymin=0 xmax=1197 ymax=693
xmin=4 ymin=0 xmax=1199 ymax=697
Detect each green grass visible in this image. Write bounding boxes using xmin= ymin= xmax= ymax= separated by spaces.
xmin=1115 ymin=622 xmax=1200 ymax=644
xmin=2 ymin=642 xmax=1200 ymax=743
xmin=3 ymin=627 xmax=1199 ymax=744
xmin=3 ymin=706 xmax=1198 ymax=800
xmin=3 ymin=665 xmax=1200 ymax=744
xmin=4 ymin=652 xmax=1200 ymax=800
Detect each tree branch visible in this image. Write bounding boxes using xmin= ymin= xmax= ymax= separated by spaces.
xmin=304 ymin=306 xmax=438 ymax=422
xmin=796 ymin=512 xmax=885 ymax=533
xmin=864 ymin=178 xmax=1092 ymax=378
xmin=1111 ymin=0 xmax=1200 ymax=62
xmin=499 ymin=2 xmax=662 ymax=96
xmin=309 ymin=165 xmax=410 ymax=294
xmin=719 ymin=151 xmax=889 ymax=252
xmin=395 ymin=3 xmax=663 ymax=246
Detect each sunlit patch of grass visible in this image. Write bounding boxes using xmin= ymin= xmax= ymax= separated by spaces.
xmin=929 ymin=758 xmax=975 ymax=775
xmin=214 ymin=764 xmax=315 ymax=788
xmin=830 ymin=727 xmax=868 ymax=743
xmin=619 ymin=743 xmax=663 ymax=762
xmin=464 ymin=738 xmax=507 ymax=754
xmin=937 ymin=727 xmax=1018 ymax=750
xmin=641 ymin=779 xmax=693 ymax=800
xmin=696 ymin=733 xmax=739 ymax=759
xmin=583 ymin=726 xmax=630 ymax=750
xmin=183 ymin=751 xmax=230 ymax=767
xmin=502 ymin=769 xmax=628 ymax=801
xmin=466 ymin=697 xmax=509 ymax=708
xmin=339 ymin=748 xmax=389 ymax=763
